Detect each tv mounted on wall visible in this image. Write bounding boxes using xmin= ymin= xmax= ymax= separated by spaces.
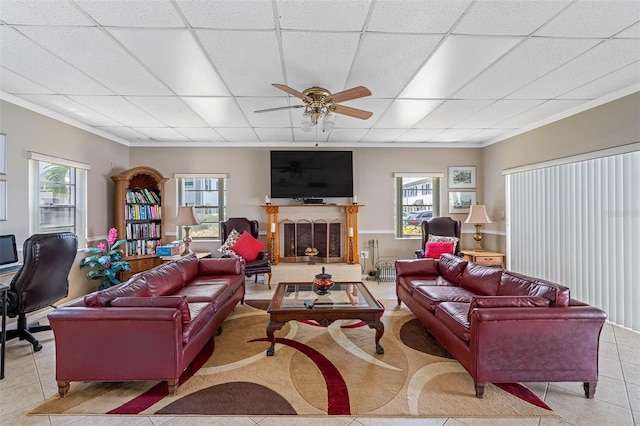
xmin=270 ymin=150 xmax=354 ymax=199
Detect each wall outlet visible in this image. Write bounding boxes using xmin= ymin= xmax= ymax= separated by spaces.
xmin=361 ymin=251 xmax=368 ymax=259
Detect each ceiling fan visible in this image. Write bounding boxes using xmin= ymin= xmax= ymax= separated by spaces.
xmin=255 ymin=84 xmax=373 ymax=127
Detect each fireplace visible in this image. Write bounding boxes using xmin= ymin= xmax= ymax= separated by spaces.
xmin=263 ymin=204 xmax=361 ymax=264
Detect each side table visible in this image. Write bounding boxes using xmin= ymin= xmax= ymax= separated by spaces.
xmin=461 ymin=250 xmax=505 ymax=268
xmin=1 ymin=283 xmax=9 ymax=379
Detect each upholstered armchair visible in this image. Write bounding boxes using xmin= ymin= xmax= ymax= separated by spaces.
xmin=4 ymin=232 xmax=78 ymax=351
xmin=415 ymin=217 xmax=462 ymax=258
xmin=220 ymin=218 xmax=272 ymax=289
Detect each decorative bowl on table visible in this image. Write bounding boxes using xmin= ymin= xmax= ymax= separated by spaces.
xmin=312 ymin=267 xmax=334 ymax=295
xmin=305 ymin=247 xmax=319 ymax=265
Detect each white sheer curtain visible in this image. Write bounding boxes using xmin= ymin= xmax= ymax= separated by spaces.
xmin=505 ymin=148 xmax=640 ymax=331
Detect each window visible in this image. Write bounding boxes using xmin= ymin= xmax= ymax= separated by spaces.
xmin=176 ymin=174 xmax=227 ymax=240
xmin=394 ymin=173 xmax=442 ymax=237
xmin=28 ymin=152 xmax=88 ymax=242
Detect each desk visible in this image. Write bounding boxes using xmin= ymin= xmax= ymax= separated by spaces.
xmin=461 ymin=250 xmax=505 ymax=268
xmin=0 ymin=283 xmax=9 ymax=379
xmin=160 ymin=252 xmax=211 ymax=263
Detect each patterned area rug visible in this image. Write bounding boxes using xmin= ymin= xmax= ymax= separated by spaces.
xmin=31 ymin=300 xmax=557 ymax=418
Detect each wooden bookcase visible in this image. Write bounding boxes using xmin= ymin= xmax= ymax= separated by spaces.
xmin=111 ymin=166 xmax=168 ymax=280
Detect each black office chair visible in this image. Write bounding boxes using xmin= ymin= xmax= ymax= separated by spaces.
xmin=415 ymin=217 xmax=462 ymax=258
xmin=220 ymin=218 xmax=272 ymax=289
xmin=4 ymin=232 xmax=78 ymax=351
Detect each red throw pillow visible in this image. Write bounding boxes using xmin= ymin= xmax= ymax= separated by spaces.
xmin=424 ymin=241 xmax=454 ymax=259
xmin=231 ymin=231 xmax=265 ymax=261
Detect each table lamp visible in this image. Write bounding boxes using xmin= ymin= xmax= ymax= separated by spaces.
xmin=464 ymin=204 xmax=492 ymax=251
xmin=175 ymin=206 xmax=200 ymax=256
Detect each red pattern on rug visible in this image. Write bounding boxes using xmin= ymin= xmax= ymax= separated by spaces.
xmin=495 ymin=383 xmax=553 ymax=410
xmin=107 ymin=339 xmax=215 ymax=414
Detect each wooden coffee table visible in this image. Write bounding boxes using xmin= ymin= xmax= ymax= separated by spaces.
xmin=265 ymin=281 xmax=384 ymax=356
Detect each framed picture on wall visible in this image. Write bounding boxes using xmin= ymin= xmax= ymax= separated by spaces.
xmin=0 ymin=180 xmax=6 ymax=221
xmin=448 ymin=166 xmax=476 ymax=189
xmin=0 ymin=133 xmax=6 ymax=175
xmin=449 ymin=191 xmax=476 ymax=214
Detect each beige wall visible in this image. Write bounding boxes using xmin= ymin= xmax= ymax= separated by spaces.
xmin=0 ymin=100 xmax=130 ymax=300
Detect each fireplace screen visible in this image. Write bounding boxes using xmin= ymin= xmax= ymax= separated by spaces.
xmin=281 ymin=220 xmax=342 ymax=263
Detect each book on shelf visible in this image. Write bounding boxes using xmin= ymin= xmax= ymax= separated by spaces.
xmin=126 ymin=189 xmax=161 ymax=204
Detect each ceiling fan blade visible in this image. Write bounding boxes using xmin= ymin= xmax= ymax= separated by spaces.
xmin=325 ymin=86 xmax=371 ymax=104
xmin=254 ymin=105 xmax=304 ymax=113
xmin=330 ymin=104 xmax=373 ymax=120
xmin=272 ymin=83 xmax=310 ymax=101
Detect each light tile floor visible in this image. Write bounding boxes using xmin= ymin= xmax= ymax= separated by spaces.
xmin=1 ymin=277 xmax=638 ymax=425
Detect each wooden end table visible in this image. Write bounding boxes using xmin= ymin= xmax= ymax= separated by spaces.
xmin=266 ymin=281 xmax=384 ymax=356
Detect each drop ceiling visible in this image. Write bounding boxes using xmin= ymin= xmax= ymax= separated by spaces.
xmin=1 ymin=0 xmax=639 ymax=148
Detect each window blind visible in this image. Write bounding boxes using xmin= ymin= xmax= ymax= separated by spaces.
xmin=505 ymin=150 xmax=640 ymax=331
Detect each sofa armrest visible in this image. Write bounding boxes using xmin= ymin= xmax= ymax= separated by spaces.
xmin=395 ymin=258 xmax=438 ymax=277
xmin=198 ymin=257 xmax=246 ymax=275
xmin=415 ymin=249 xmax=424 ymax=259
xmin=111 ymin=296 xmax=191 ymax=323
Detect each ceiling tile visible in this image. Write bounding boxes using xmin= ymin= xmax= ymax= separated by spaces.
xmin=327 ymin=128 xmax=368 ymax=142
xmin=508 ymin=39 xmax=640 ymax=99
xmin=401 ymin=35 xmax=523 ymax=98
xmin=465 ymin=128 xmax=512 ymax=143
xmin=108 ymin=28 xmax=229 ymax=96
xmin=430 ymin=128 xmax=481 ymax=142
xmin=69 ymin=95 xmax=164 ymax=127
xmin=368 ymin=0 xmax=472 ymax=33
xmin=237 ymin=97 xmax=294 ymax=127
xmin=453 ymin=0 xmax=571 ymax=35
xmin=395 ymin=128 xmax=445 ymax=142
xmin=455 ymin=37 xmax=599 ymax=99
xmin=536 ymin=0 xmax=640 ymax=38
xmin=0 ymin=68 xmax=55 ymax=94
xmin=614 ymin=21 xmax=640 ymax=38
xmin=75 ymin=0 xmax=185 ymax=27
xmin=360 ymin=128 xmax=405 ymax=142
xmin=175 ymin=127 xmax=224 ymax=141
xmin=182 ymin=97 xmax=249 ymax=127
xmin=125 ymin=96 xmax=207 ymax=127
xmin=455 ymin=100 xmax=544 ymax=128
xmin=293 ymin=128 xmax=329 ymax=142
xmin=215 ymin=127 xmax=259 ymax=142
xmin=346 ymin=33 xmax=442 ymax=98
xmin=281 ymin=31 xmax=360 ymax=92
xmin=176 ymin=0 xmax=274 ymax=29
xmin=196 ymin=30 xmax=283 ymax=96
xmin=374 ymin=99 xmax=443 ymax=129
xmin=558 ymin=62 xmax=640 ymax=99
xmin=18 ymin=27 xmax=172 ymax=96
xmin=414 ymin=100 xmax=494 ymax=128
xmin=134 ymin=127 xmax=190 ymax=142
xmin=497 ymin=99 xmax=589 ymax=128
xmin=254 ymin=128 xmax=294 ymax=142
xmin=1 ymin=27 xmax=113 ymax=95
xmin=19 ymin=94 xmax=121 ymax=126
xmin=96 ymin=126 xmax=149 ymax=141
xmin=277 ymin=0 xmax=371 ymax=31
xmin=0 ymin=0 xmax=93 ymax=25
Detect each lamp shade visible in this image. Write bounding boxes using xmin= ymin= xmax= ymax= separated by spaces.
xmin=464 ymin=204 xmax=493 ymax=224
xmin=175 ymin=206 xmax=200 ymax=226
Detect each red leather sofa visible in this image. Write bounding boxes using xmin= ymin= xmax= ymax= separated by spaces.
xmin=48 ymin=254 xmax=245 ymax=397
xmin=396 ymin=254 xmax=607 ymax=398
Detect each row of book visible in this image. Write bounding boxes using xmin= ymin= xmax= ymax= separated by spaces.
xmin=125 ymin=204 xmax=161 ymax=220
xmin=126 ymin=189 xmax=160 ymax=204
xmin=126 ymin=223 xmax=161 ymax=240
xmin=125 ymin=239 xmax=161 ymax=257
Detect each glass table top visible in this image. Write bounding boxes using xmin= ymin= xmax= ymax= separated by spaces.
xmin=270 ymin=282 xmax=379 ymax=311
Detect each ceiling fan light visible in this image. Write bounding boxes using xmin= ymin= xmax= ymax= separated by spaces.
xmin=301 ymin=114 xmax=313 ymax=131
xmin=322 ymin=114 xmax=335 ymax=132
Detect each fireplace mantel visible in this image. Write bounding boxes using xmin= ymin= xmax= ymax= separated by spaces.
xmin=263 ymin=204 xmax=361 ymax=265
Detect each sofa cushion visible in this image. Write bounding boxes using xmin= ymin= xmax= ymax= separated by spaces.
xmin=424 ymin=241 xmax=455 ymax=259
xmin=428 ymin=234 xmax=459 ymax=246
xmin=437 ymin=253 xmax=468 ymax=283
xmin=231 ymin=231 xmax=265 ymax=262
xmin=414 ymin=285 xmax=475 ymax=312
xmin=467 ymin=296 xmax=551 ymax=322
xmin=395 ymin=258 xmax=438 ymax=277
xmin=173 ymin=282 xmax=231 ymax=304
xmin=459 ymin=262 xmax=502 ymax=296
xmin=402 ymin=275 xmax=457 ymax=290
xmin=435 ymin=302 xmax=471 ymax=342
xmin=142 ymin=261 xmax=186 ymax=296
xmin=111 ymin=296 xmax=191 ymax=323
xmin=174 ymin=253 xmax=200 ymax=283
xmin=183 ymin=302 xmax=215 ymax=345
xmin=199 ymin=258 xmax=245 ymax=276
xmin=95 ymin=276 xmax=151 ymax=306
xmin=498 ymin=271 xmax=570 ymax=307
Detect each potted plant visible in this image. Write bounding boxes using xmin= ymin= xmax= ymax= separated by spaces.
xmin=80 ymin=228 xmax=130 ymax=290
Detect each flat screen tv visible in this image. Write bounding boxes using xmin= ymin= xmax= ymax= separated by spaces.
xmin=270 ymin=150 xmax=353 ymax=199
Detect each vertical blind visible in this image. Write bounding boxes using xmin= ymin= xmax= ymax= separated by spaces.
xmin=505 ymin=150 xmax=639 ymax=331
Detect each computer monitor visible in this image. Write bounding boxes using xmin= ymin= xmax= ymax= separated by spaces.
xmin=0 ymin=234 xmax=19 ymax=266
